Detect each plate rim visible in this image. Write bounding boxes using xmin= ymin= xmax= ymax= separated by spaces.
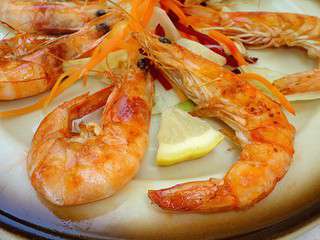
xmin=0 ymin=200 xmax=319 ymax=240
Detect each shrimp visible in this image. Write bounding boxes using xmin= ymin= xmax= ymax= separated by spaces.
xmin=274 ymin=69 xmax=320 ymax=95
xmin=0 ymin=0 xmax=111 ymax=34
xmin=0 ymin=14 xmax=122 ymax=100
xmin=27 ymin=63 xmax=153 ymax=206
xmin=135 ymin=33 xmax=295 ymax=212
xmin=184 ymin=7 xmax=320 ymax=95
xmin=0 ymin=33 xmax=56 ymax=58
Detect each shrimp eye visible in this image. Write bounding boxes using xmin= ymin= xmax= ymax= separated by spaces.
xmin=200 ymin=1 xmax=208 ymax=6
xmin=137 ymin=58 xmax=150 ymax=70
xmin=159 ymin=37 xmax=171 ymax=44
xmin=96 ymin=23 xmax=110 ymax=34
xmin=96 ymin=9 xmax=107 ymax=17
xmin=232 ymin=68 xmax=241 ymax=74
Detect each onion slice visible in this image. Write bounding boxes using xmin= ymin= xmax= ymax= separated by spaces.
xmin=177 ymin=38 xmax=227 ymax=66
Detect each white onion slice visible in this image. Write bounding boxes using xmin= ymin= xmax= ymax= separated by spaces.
xmin=148 ymin=7 xmax=181 ymax=41
xmin=177 ymin=38 xmax=227 ymax=66
xmin=152 ymin=81 xmax=181 ymax=115
xmin=107 ymin=49 xmax=128 ymax=69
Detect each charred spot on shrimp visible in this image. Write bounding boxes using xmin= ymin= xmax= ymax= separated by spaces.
xmin=96 ymin=9 xmax=107 ymax=17
xmin=96 ymin=23 xmax=110 ymax=34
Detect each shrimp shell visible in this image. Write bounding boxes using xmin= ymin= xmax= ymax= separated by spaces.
xmin=0 ymin=33 xmax=56 ymax=59
xmin=0 ymin=14 xmax=122 ymax=100
xmin=186 ymin=7 xmax=320 ymax=95
xmin=0 ymin=0 xmax=111 ymax=34
xmin=136 ymin=33 xmax=295 ymax=212
xmin=27 ymin=66 xmax=153 ymax=206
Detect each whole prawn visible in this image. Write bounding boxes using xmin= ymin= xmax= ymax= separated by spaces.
xmin=27 ymin=61 xmax=153 ymax=206
xmin=184 ymin=5 xmax=320 ymax=95
xmin=0 ymin=0 xmax=112 ymax=34
xmin=136 ymin=33 xmax=295 ymax=212
xmin=0 ymin=14 xmax=122 ymax=100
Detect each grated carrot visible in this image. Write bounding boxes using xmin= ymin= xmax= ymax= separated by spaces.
xmin=160 ymin=0 xmax=188 ymax=25
xmin=208 ymin=30 xmax=247 ymax=66
xmin=43 ymin=70 xmax=74 ymax=108
xmin=186 ymin=16 xmax=214 ymax=28
xmin=240 ymin=72 xmax=295 ymax=115
xmin=141 ymin=0 xmax=159 ymax=27
xmin=0 ymin=0 xmax=158 ymax=118
xmin=0 ymin=98 xmax=47 ymax=118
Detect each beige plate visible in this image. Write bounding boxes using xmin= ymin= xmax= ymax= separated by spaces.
xmin=0 ymin=0 xmax=320 ymax=239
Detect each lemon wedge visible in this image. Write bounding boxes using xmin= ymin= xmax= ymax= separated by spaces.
xmin=156 ymin=108 xmax=224 ymax=166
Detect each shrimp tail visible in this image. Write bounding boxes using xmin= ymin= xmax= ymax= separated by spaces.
xmin=274 ymin=69 xmax=320 ymax=95
xmin=148 ymin=179 xmax=237 ymax=212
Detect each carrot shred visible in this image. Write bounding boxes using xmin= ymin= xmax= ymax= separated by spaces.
xmin=0 ymin=98 xmax=46 ymax=118
xmin=0 ymin=0 xmax=158 ymax=118
xmin=43 ymin=70 xmax=74 ymax=108
xmin=141 ymin=0 xmax=159 ymax=27
xmin=240 ymin=72 xmax=296 ymax=115
xmin=160 ymin=0 xmax=188 ymax=25
xmin=186 ymin=16 xmax=214 ymax=28
xmin=208 ymin=30 xmax=247 ymax=66
xmin=128 ymin=0 xmax=143 ymax=31
xmin=46 ymin=30 xmax=126 ymax=107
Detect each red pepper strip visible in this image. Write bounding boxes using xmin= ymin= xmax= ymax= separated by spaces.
xmin=167 ymin=11 xmax=238 ymax=67
xmin=160 ymin=0 xmax=189 ymax=25
xmin=150 ymin=65 xmax=173 ymax=90
xmin=208 ymin=30 xmax=247 ymax=66
xmin=173 ymin=20 xmax=239 ymax=67
xmin=155 ymin=24 xmax=166 ymax=37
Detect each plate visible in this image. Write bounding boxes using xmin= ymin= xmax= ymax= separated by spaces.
xmin=0 ymin=0 xmax=320 ymax=239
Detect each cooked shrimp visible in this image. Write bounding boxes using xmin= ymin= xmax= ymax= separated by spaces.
xmin=0 ymin=0 xmax=111 ymax=34
xmin=273 ymin=69 xmax=320 ymax=95
xmin=0 ymin=14 xmax=122 ymax=100
xmin=136 ymin=33 xmax=295 ymax=212
xmin=27 ymin=63 xmax=153 ymax=206
xmin=0 ymin=33 xmax=55 ymax=58
xmin=184 ymin=7 xmax=320 ymax=95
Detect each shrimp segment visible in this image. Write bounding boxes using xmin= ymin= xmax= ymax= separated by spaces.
xmin=214 ymin=11 xmax=320 ymax=95
xmin=0 ymin=14 xmax=121 ymax=100
xmin=0 ymin=0 xmax=110 ymax=34
xmin=0 ymin=33 xmax=56 ymax=58
xmin=274 ymin=69 xmax=320 ymax=95
xmin=136 ymin=34 xmax=295 ymax=212
xmin=27 ymin=66 xmax=153 ymax=206
xmin=185 ymin=7 xmax=320 ymax=94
